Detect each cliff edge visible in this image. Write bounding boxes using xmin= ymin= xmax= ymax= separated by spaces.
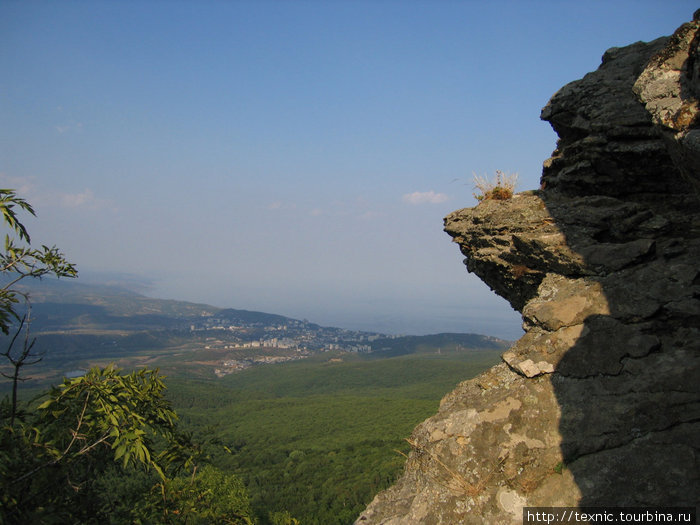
xmin=356 ymin=13 xmax=700 ymax=525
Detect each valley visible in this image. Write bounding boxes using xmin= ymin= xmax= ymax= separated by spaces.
xmin=1 ymin=277 xmax=510 ymax=523
xmin=2 ymin=277 xmax=509 ymax=387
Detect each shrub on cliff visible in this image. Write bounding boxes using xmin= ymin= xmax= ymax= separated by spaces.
xmin=473 ymin=170 xmax=518 ymax=201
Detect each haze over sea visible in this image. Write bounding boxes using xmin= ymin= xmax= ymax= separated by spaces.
xmin=1 ymin=1 xmax=695 ymax=339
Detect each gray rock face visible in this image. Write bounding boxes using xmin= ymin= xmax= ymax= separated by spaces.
xmin=633 ymin=11 xmax=700 ymax=196
xmin=356 ymin=14 xmax=700 ymax=525
xmin=539 ymin=37 xmax=686 ymax=198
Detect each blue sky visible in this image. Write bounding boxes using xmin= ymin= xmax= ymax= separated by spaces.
xmin=0 ymin=1 xmax=695 ymax=338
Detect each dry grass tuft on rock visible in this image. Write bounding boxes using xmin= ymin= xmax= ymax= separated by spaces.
xmin=401 ymin=438 xmax=505 ymax=498
xmin=473 ymin=170 xmax=518 ymax=201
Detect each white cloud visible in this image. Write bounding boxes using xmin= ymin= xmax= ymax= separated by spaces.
xmin=402 ymin=190 xmax=449 ymax=205
xmin=54 ymin=122 xmax=83 ymax=134
xmin=0 ymin=176 xmax=115 ymax=212
xmin=61 ymin=189 xmax=93 ymax=208
xmin=359 ymin=210 xmax=382 ymax=220
xmin=54 ymin=106 xmax=83 ymax=134
xmin=60 ymin=189 xmax=114 ymax=211
xmin=0 ymin=174 xmax=36 ymax=197
xmin=267 ymin=201 xmax=298 ymax=211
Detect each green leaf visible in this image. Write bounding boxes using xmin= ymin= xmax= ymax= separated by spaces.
xmin=36 ymin=399 xmax=53 ymax=410
xmin=114 ymin=442 xmax=127 ymax=460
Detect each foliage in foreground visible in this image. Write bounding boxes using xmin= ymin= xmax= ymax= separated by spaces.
xmin=0 ymin=189 xmax=255 ymax=522
xmin=0 ymin=366 xmax=255 ymax=524
xmin=0 ymin=188 xmax=78 ymax=429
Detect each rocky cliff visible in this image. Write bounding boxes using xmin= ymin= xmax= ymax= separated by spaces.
xmin=356 ymin=12 xmax=700 ymax=525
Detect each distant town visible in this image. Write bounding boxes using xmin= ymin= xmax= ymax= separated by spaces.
xmin=188 ymin=313 xmax=401 ymax=376
xmin=6 ymin=280 xmax=509 ymax=383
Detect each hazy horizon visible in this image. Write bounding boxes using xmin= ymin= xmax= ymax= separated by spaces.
xmin=64 ymin=269 xmax=517 ymax=338
xmin=2 ymin=1 xmax=695 ymax=340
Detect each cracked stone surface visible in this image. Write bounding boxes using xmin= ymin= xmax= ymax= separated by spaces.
xmin=357 ymin=13 xmax=700 ymax=525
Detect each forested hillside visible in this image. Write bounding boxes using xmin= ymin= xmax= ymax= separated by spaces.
xmin=166 ymin=350 xmax=503 ymax=524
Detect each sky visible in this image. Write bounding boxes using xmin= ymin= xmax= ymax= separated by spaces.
xmin=0 ymin=1 xmax=695 ymax=339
